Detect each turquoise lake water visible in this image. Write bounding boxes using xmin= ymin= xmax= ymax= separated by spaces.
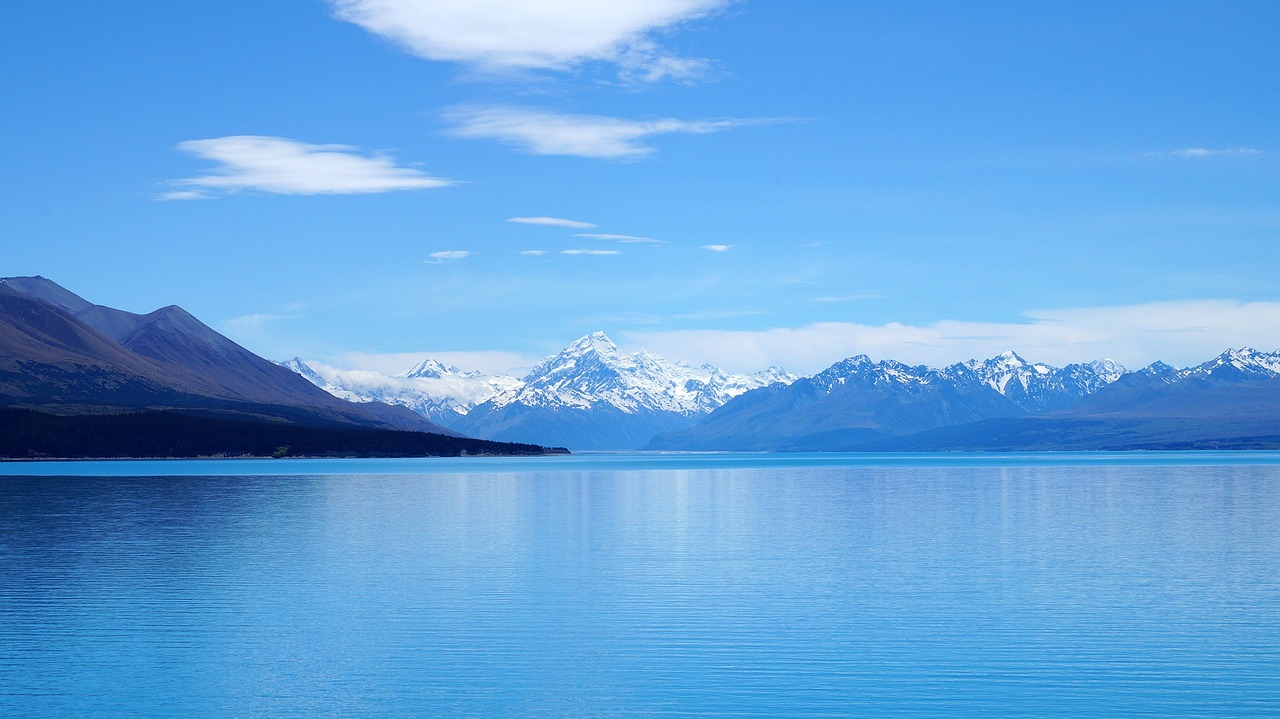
xmin=2 ymin=453 xmax=1278 ymax=717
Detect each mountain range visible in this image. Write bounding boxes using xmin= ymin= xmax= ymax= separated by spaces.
xmin=7 ymin=275 xmax=1275 ymax=455
xmin=645 ymin=351 xmax=1129 ymax=451
xmin=285 ymin=332 xmax=797 ymax=450
xmin=277 ymin=356 xmax=522 ymax=426
xmin=0 ymin=276 xmax=555 ymax=458
xmin=284 ymin=323 xmax=1280 ymax=451
xmin=453 ymin=332 xmax=796 ymax=449
xmin=648 ymin=348 xmax=1280 ymax=451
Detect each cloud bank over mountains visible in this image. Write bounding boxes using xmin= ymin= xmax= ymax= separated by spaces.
xmin=624 ymin=300 xmax=1280 ymax=374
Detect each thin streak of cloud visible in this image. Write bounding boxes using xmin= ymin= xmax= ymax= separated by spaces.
xmin=520 ymin=250 xmax=548 ymax=256
xmin=562 ymin=249 xmax=620 ymax=255
xmin=702 ymin=244 xmax=732 ymax=252
xmin=575 ymin=233 xmax=664 ymax=244
xmin=157 ymin=189 xmax=213 ymax=201
xmin=220 ymin=312 xmax=300 ymax=334
xmin=427 ymin=250 xmax=471 ymax=263
xmin=1148 ymin=147 xmax=1264 ymax=158
xmin=444 ymin=105 xmax=782 ymax=159
xmin=507 ymin=216 xmax=596 ymax=229
xmin=161 ymin=136 xmax=452 ymax=199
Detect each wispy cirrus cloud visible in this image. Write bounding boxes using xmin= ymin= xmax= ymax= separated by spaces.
xmin=562 ymin=249 xmax=620 ymax=255
xmin=507 ymin=216 xmax=596 ymax=229
xmin=520 ymin=250 xmax=549 ymax=256
xmin=218 ymin=305 xmax=305 ymax=354
xmin=575 ymin=233 xmax=664 ymax=244
xmin=444 ymin=106 xmax=777 ymax=159
xmin=221 ymin=312 xmax=301 ymax=334
xmin=1148 ymin=147 xmax=1264 ymax=158
xmin=329 ymin=0 xmax=731 ymax=82
xmin=624 ymin=300 xmax=1280 ymax=374
xmin=702 ymin=244 xmax=733 ymax=252
xmin=160 ymin=136 xmax=452 ymax=199
xmin=427 ymin=250 xmax=471 ymax=263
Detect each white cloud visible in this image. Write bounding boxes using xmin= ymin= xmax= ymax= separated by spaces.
xmin=702 ymin=244 xmax=732 ymax=252
xmin=329 ymin=0 xmax=730 ymax=81
xmin=427 ymin=250 xmax=471 ymax=263
xmin=507 ymin=216 xmax=596 ymax=229
xmin=218 ymin=308 xmax=305 ymax=357
xmin=622 ymin=300 xmax=1280 ymax=374
xmin=575 ymin=233 xmax=663 ymax=244
xmin=163 ymin=136 xmax=452 ymax=198
xmin=156 ymin=189 xmax=213 ymax=201
xmin=520 ymin=250 xmax=549 ymax=256
xmin=1153 ymin=147 xmax=1264 ymax=158
xmin=562 ymin=249 xmax=620 ymax=255
xmin=444 ymin=106 xmax=773 ymax=159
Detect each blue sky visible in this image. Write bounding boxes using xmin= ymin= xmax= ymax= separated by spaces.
xmin=4 ymin=1 xmax=1278 ymax=374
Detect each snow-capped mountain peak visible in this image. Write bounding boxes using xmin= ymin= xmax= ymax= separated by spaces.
xmin=1086 ymin=359 xmax=1126 ymax=383
xmin=278 ymin=356 xmax=521 ymax=424
xmin=281 ymin=357 xmax=326 ymax=386
xmin=488 ymin=332 xmax=796 ymax=415
xmin=576 ymin=330 xmax=619 ymax=352
xmin=802 ymin=351 xmax=1127 ymax=413
xmin=956 ymin=350 xmax=1054 ymax=393
xmin=807 ymin=355 xmax=941 ymax=395
xmin=280 ymin=333 xmax=797 ymax=444
xmin=1190 ymin=347 xmax=1280 ymax=379
xmin=400 ymin=358 xmax=463 ymax=379
xmin=947 ymin=352 xmax=1129 ymax=412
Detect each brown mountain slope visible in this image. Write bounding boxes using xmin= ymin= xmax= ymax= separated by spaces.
xmin=0 ymin=276 xmax=455 ymax=434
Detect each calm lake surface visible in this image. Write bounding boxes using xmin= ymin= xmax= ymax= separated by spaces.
xmin=2 ymin=453 xmax=1278 ymax=717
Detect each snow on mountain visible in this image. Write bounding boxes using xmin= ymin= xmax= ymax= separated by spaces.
xmin=943 ymin=351 xmax=1127 ymax=413
xmin=646 ymin=350 xmax=1135 ymax=452
xmin=401 ymin=358 xmax=466 ymax=380
xmin=795 ymin=350 xmax=1126 ymax=414
xmin=443 ymin=332 xmax=800 ymax=449
xmin=1187 ymin=347 xmax=1280 ymax=380
xmin=279 ymin=333 xmax=796 ymax=441
xmin=485 ymin=331 xmax=797 ymax=416
xmin=279 ymin=357 xmax=520 ymax=425
xmin=807 ymin=355 xmax=935 ymax=395
xmin=1119 ymin=348 xmax=1280 ymax=387
xmin=1132 ymin=360 xmax=1184 ymax=384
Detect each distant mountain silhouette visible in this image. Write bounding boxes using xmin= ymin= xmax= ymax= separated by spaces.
xmin=0 ymin=276 xmax=564 ymax=457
